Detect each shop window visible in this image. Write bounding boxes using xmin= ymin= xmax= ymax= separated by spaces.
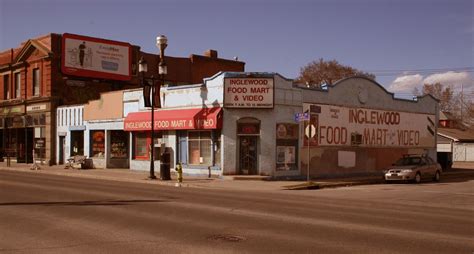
xmin=33 ymin=68 xmax=40 ymax=96
xmin=133 ymin=132 xmax=150 ymax=160
xmin=275 ymin=123 xmax=299 ymax=171
xmin=188 ymin=131 xmax=212 ymax=165
xmin=132 ymin=132 xmax=162 ymax=160
xmin=110 ymin=131 xmax=128 ymax=159
xmin=90 ymin=130 xmax=105 ymax=158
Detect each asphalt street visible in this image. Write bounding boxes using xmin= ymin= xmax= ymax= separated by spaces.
xmin=1 ymin=170 xmax=473 ymax=254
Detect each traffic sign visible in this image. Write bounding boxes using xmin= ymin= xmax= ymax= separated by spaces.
xmin=305 ymin=124 xmax=316 ymax=138
xmin=294 ymin=112 xmax=309 ymax=122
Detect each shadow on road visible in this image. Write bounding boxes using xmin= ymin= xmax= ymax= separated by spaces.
xmin=0 ymin=199 xmax=173 ymax=207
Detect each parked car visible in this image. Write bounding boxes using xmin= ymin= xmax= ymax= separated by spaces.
xmin=384 ymin=154 xmax=442 ymax=183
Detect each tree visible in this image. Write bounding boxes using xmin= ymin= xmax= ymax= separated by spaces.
xmin=296 ymin=58 xmax=376 ymax=88
xmin=415 ymin=83 xmax=460 ymax=113
xmin=415 ymin=82 xmax=474 ymax=127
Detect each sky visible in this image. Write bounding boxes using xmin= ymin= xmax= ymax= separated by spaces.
xmin=0 ymin=0 xmax=473 ymax=99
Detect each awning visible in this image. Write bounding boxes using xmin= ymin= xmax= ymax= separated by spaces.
xmin=124 ymin=107 xmax=222 ymax=131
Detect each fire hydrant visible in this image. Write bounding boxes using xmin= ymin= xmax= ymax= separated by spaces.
xmin=176 ymin=162 xmax=183 ymax=183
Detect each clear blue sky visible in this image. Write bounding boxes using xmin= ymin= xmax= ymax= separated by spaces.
xmin=1 ymin=0 xmax=473 ymax=96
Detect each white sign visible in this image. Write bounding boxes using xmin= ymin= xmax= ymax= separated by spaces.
xmin=224 ymin=78 xmax=274 ymax=108
xmin=305 ymin=124 xmax=316 ymax=138
xmin=26 ymin=104 xmax=47 ymax=112
xmin=308 ymin=104 xmax=436 ymax=148
xmin=62 ymin=33 xmax=131 ymax=81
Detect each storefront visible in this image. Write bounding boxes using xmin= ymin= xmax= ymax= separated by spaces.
xmin=56 ymin=105 xmax=85 ymax=164
xmin=124 ymin=106 xmax=223 ymax=175
xmin=57 ymin=91 xmax=131 ymax=169
xmin=1 ymin=102 xmax=50 ymax=164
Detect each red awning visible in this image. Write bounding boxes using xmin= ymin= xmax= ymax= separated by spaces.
xmin=124 ymin=107 xmax=222 ymax=131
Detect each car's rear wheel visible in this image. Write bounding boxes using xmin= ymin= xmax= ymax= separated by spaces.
xmin=433 ymin=171 xmax=441 ymax=182
xmin=414 ymin=172 xmax=421 ymax=184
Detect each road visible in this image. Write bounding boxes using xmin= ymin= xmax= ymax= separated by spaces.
xmin=1 ymin=170 xmax=473 ymax=254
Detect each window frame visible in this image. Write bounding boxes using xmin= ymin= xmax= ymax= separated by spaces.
xmin=3 ymin=74 xmax=10 ymax=100
xmin=14 ymin=72 xmax=21 ymax=99
xmin=187 ymin=130 xmax=212 ymax=166
xmin=33 ymin=68 xmax=40 ymax=96
xmin=90 ymin=130 xmax=106 ymax=158
xmin=133 ymin=132 xmax=151 ymax=160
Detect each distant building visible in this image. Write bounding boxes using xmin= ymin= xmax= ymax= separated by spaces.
xmin=437 ymin=128 xmax=474 ymax=166
xmin=0 ymin=33 xmax=244 ymax=165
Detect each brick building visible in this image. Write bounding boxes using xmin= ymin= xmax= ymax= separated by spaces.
xmin=0 ymin=33 xmax=244 ymax=165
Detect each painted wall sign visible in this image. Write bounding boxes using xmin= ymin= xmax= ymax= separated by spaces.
xmin=124 ymin=108 xmax=222 ymax=131
xmin=61 ymin=33 xmax=132 ymax=81
xmin=0 ymin=105 xmax=25 ymax=115
xmin=224 ymin=78 xmax=274 ymax=108
xmin=305 ymin=104 xmax=436 ymax=148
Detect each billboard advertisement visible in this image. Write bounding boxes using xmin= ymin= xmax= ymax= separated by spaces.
xmin=224 ymin=78 xmax=274 ymax=108
xmin=61 ymin=33 xmax=132 ymax=81
xmin=305 ymin=104 xmax=436 ymax=148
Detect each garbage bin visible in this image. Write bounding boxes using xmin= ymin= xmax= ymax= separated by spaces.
xmin=160 ymin=148 xmax=171 ymax=180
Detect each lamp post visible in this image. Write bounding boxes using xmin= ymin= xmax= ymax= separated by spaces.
xmin=138 ymin=57 xmax=157 ymax=179
xmin=156 ymin=35 xmax=170 ymax=180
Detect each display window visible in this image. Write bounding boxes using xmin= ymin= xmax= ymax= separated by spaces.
xmin=90 ymin=130 xmax=105 ymax=158
xmin=275 ymin=123 xmax=299 ymax=171
xmin=132 ymin=131 xmax=162 ymax=160
xmin=134 ymin=132 xmax=150 ymax=160
xmin=188 ymin=131 xmax=212 ymax=165
xmin=110 ymin=130 xmax=128 ymax=159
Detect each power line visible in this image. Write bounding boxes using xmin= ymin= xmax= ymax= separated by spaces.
xmin=366 ymin=67 xmax=474 ymax=77
xmin=366 ymin=66 xmax=474 ymax=73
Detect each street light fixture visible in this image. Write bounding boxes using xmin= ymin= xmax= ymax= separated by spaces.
xmin=138 ymin=56 xmax=157 ymax=180
xmin=156 ymin=35 xmax=170 ymax=180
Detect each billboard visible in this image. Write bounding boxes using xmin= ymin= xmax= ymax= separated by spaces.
xmin=61 ymin=33 xmax=132 ymax=81
xmin=224 ymin=78 xmax=274 ymax=108
xmin=305 ymin=104 xmax=436 ymax=148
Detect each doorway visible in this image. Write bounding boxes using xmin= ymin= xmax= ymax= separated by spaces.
xmin=59 ymin=136 xmax=65 ymax=164
xmin=70 ymin=131 xmax=84 ymax=156
xmin=238 ymin=136 xmax=258 ymax=175
xmin=17 ymin=128 xmax=33 ymax=163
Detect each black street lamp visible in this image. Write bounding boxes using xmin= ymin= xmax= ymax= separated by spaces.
xmin=156 ymin=35 xmax=170 ymax=181
xmin=138 ymin=35 xmax=169 ymax=181
xmin=138 ymin=56 xmax=157 ymax=180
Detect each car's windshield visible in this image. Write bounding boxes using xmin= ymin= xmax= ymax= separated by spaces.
xmin=394 ymin=157 xmax=422 ymax=166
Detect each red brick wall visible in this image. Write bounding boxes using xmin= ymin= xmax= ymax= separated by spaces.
xmin=190 ymin=55 xmax=244 ymax=83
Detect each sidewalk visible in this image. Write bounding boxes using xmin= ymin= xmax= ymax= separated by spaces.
xmin=1 ymin=161 xmax=473 ymax=192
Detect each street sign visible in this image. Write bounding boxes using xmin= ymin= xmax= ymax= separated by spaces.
xmin=294 ymin=112 xmax=309 ymax=122
xmin=305 ymin=124 xmax=316 ymax=138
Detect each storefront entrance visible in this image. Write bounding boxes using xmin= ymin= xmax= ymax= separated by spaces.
xmin=238 ymin=136 xmax=258 ymax=175
xmin=58 ymin=136 xmax=65 ymax=164
xmin=70 ymin=131 xmax=84 ymax=156
xmin=17 ymin=128 xmax=34 ymax=163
